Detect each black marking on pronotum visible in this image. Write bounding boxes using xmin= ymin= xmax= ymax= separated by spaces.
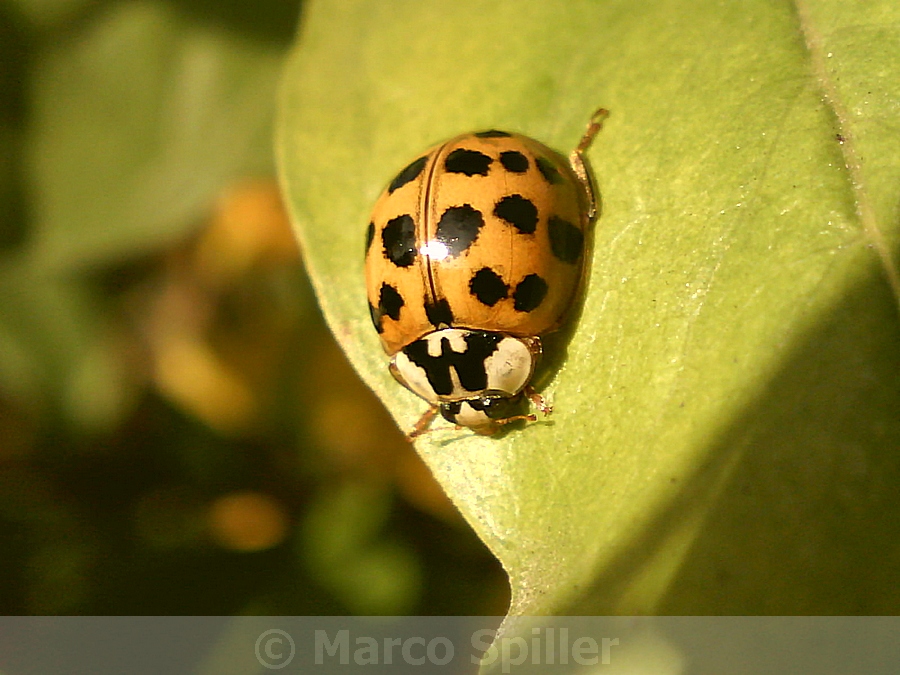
xmin=435 ymin=204 xmax=484 ymax=256
xmin=378 ymin=283 xmax=404 ymax=321
xmin=493 ymin=194 xmax=538 ymax=234
xmin=368 ymin=302 xmax=383 ymax=333
xmin=425 ymin=297 xmax=454 ymax=328
xmin=444 ymin=149 xmax=493 ymax=176
xmin=388 ymin=156 xmax=427 ymax=193
xmin=500 ymin=150 xmax=529 ymax=173
xmin=474 ymin=130 xmax=511 ymax=138
xmin=548 ymin=215 xmax=584 ymax=264
xmin=513 ymin=273 xmax=548 ymax=312
xmin=365 ymin=222 xmax=375 ymax=254
xmin=535 ymin=156 xmax=560 ymax=184
xmin=403 ymin=331 xmax=504 ymax=396
xmin=382 ymin=214 xmax=417 ymax=267
xmin=469 ymin=267 xmax=508 ymax=306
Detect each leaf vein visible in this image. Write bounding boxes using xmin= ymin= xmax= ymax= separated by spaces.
xmin=794 ymin=0 xmax=900 ymax=311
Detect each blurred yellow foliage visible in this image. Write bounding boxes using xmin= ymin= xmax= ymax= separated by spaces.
xmin=208 ymin=490 xmax=290 ymax=552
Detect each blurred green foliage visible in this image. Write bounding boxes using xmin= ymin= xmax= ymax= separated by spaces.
xmin=0 ymin=0 xmax=506 ymax=615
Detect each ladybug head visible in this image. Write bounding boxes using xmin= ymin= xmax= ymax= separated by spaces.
xmin=439 ymin=392 xmax=531 ymax=434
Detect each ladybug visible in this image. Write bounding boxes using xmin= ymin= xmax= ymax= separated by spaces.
xmin=365 ymin=108 xmax=608 ymax=438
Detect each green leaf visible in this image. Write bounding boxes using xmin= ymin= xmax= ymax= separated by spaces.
xmin=278 ymin=0 xmax=900 ymax=620
xmin=27 ymin=0 xmax=284 ymax=271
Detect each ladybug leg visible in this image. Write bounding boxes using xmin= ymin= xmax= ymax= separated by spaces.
xmin=524 ymin=385 xmax=553 ymax=417
xmin=407 ymin=404 xmax=439 ymax=441
xmin=568 ymin=107 xmax=609 ymax=221
xmin=489 ymin=413 xmax=539 ymax=433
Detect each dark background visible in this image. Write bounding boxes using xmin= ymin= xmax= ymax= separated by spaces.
xmin=0 ymin=0 xmax=507 ymax=615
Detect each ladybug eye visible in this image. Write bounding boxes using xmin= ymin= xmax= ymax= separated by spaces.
xmin=438 ymin=401 xmax=463 ymax=425
xmin=472 ymin=395 xmax=518 ymax=420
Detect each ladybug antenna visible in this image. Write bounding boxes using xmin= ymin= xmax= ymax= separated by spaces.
xmin=524 ymin=385 xmax=553 ymax=417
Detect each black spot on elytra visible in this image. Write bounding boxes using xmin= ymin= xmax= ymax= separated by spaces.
xmin=403 ymin=330 xmax=503 ymax=395
xmin=382 ymin=214 xmax=417 ymax=267
xmin=469 ymin=267 xmax=508 ymax=306
xmin=445 ymin=148 xmax=492 ymax=176
xmin=513 ymin=274 xmax=548 ymax=312
xmin=500 ymin=150 xmax=529 ymax=173
xmin=425 ymin=297 xmax=454 ymax=328
xmin=378 ymin=283 xmax=404 ymax=321
xmin=365 ymin=222 xmax=374 ymax=254
xmin=436 ymin=204 xmax=484 ymax=256
xmin=548 ymin=216 xmax=584 ymax=264
xmin=536 ymin=156 xmax=560 ymax=184
xmin=493 ymin=194 xmax=538 ymax=234
xmin=474 ymin=130 xmax=511 ymax=138
xmin=369 ymin=302 xmax=383 ymax=333
xmin=388 ymin=156 xmax=427 ymax=193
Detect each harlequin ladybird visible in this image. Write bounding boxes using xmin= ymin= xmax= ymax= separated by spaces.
xmin=366 ymin=108 xmax=608 ymax=438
